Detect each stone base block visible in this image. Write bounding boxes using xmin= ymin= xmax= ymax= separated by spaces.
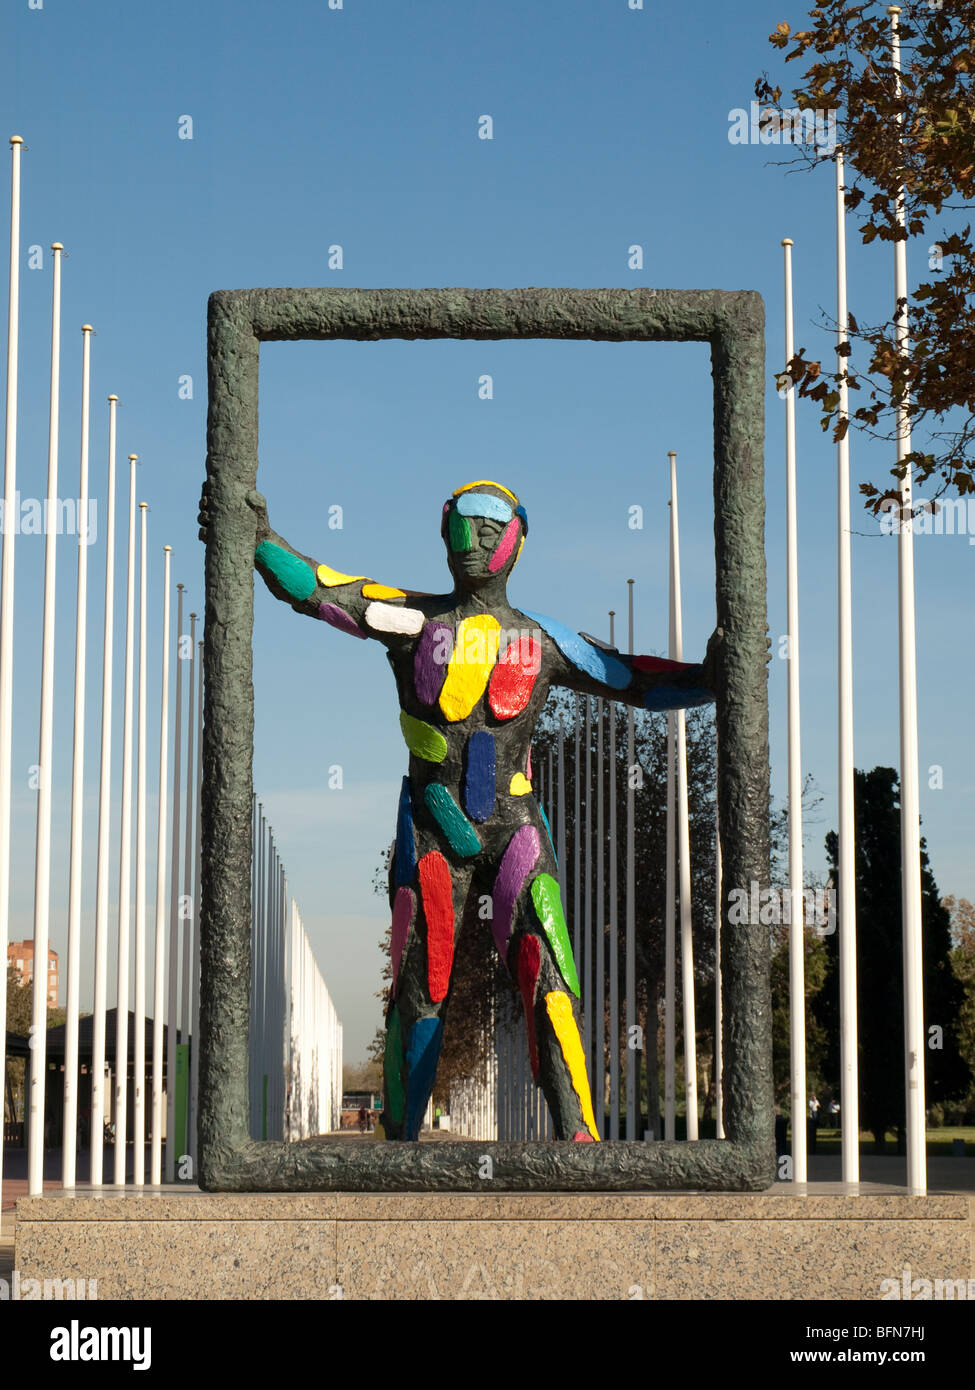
xmin=14 ymin=1189 xmax=975 ymax=1300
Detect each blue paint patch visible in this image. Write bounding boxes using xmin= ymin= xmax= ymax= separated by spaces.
xmin=643 ymin=686 xmax=713 ymax=712
xmin=405 ymin=1016 xmax=444 ymax=1139
xmin=521 ymin=609 xmax=632 ymax=690
xmin=394 ymin=777 xmax=417 ymax=887
xmin=463 ymin=730 xmax=496 ymax=823
xmin=424 ymin=783 xmax=481 ymax=857
xmin=515 ymin=504 xmax=529 ymax=534
xmin=456 ymin=492 xmax=513 ymax=522
xmin=539 ymin=804 xmax=556 ymax=862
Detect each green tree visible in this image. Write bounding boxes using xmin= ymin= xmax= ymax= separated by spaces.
xmin=756 ymin=1 xmax=975 ymax=509
xmin=342 ymin=1057 xmax=383 ymax=1095
xmin=944 ymin=895 xmax=975 ymax=1121
xmin=6 ymin=963 xmax=32 ymax=1036
xmin=4 ymin=965 xmax=67 ymax=1123
xmin=816 ymin=767 xmax=971 ymax=1150
xmin=769 ymin=925 xmax=831 ymax=1114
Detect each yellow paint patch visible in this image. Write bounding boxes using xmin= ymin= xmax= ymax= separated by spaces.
xmin=452 ymin=479 xmax=519 ymax=504
xmin=373 ymin=1121 xmax=386 ymax=1141
xmin=544 ymin=991 xmax=600 ymax=1141
xmin=515 ymin=536 xmax=525 ymax=566
xmin=362 ymin=582 xmax=406 ymax=600
xmin=509 ymin=773 xmax=532 ymax=796
xmin=316 ymin=563 xmax=366 ymax=588
xmin=438 ymin=614 xmax=501 ymax=722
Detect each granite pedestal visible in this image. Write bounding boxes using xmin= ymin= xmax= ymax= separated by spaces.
xmin=14 ymin=1184 xmax=975 ymax=1300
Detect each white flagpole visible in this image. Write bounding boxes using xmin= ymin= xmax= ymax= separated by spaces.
xmin=28 ymin=242 xmax=64 ymax=1197
xmin=114 ymin=453 xmax=139 ymax=1186
xmin=783 ymin=237 xmax=808 ymax=1184
xmin=133 ymin=502 xmax=149 ymax=1184
xmin=175 ymin=612 xmax=197 ymax=1161
xmin=0 ymin=134 xmax=24 ymax=1215
xmin=189 ymin=636 xmax=203 ymax=1162
xmin=165 ymin=584 xmax=184 ymax=1181
xmin=63 ymin=323 xmax=93 ymax=1189
xmin=180 ymin=615 xmax=197 ymax=1052
xmin=669 ymin=451 xmax=698 ymax=1140
xmin=888 ymin=5 xmax=926 ymax=1195
xmin=835 ymin=149 xmax=860 ymax=1183
xmin=625 ymin=579 xmax=636 ymax=1139
xmin=151 ymin=546 xmax=172 ymax=1185
xmin=91 ymin=394 xmax=119 ymax=1186
xmin=608 ymin=611 xmax=620 ymax=1141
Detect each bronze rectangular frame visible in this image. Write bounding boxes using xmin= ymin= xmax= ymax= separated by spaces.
xmin=201 ymin=287 xmax=773 ymax=1191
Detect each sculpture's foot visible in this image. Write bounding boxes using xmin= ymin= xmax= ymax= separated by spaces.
xmin=377 ymin=1110 xmax=408 ymax=1140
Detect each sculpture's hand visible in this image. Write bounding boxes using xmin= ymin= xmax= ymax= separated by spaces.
xmin=197 ymin=479 xmax=210 ymax=543
xmin=244 ymin=488 xmax=271 ymax=544
xmin=197 ymin=481 xmax=271 ymax=546
xmin=703 ymin=626 xmax=724 ymax=692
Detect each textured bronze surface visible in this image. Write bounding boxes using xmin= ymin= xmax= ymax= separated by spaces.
xmin=202 ymin=287 xmax=771 ymax=1191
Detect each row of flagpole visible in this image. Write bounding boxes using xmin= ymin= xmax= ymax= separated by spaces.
xmin=779 ymin=5 xmax=925 ymax=1193
xmin=489 ymin=106 xmax=927 ymax=1170
xmin=528 ymin=498 xmax=711 ymax=1142
xmin=248 ymin=798 xmax=344 ymax=1143
xmin=0 ymin=135 xmax=208 ymax=1206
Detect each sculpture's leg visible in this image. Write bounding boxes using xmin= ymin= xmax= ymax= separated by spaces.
xmin=493 ymin=826 xmax=599 ymax=1141
xmin=378 ymin=844 xmax=472 ymax=1141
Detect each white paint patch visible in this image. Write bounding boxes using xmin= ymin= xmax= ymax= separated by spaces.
xmin=365 ymin=602 xmax=425 ymax=635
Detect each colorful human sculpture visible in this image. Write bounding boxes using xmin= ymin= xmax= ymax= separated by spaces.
xmin=240 ymin=480 xmax=717 ymax=1141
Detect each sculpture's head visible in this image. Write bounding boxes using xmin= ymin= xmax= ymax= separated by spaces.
xmin=442 ymin=480 xmax=528 ymax=592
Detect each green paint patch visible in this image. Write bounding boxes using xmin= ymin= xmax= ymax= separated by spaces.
xmin=448 ymin=510 xmax=472 ymax=552
xmin=256 ymin=541 xmax=317 ymax=602
xmin=384 ymin=1006 xmax=405 ymax=1125
xmin=399 ymin=711 xmax=448 ymax=763
xmin=531 ymin=873 xmax=580 ymax=996
xmin=424 ymin=783 xmax=481 ymax=857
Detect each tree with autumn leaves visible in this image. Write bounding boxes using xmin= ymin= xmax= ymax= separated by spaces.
xmin=755 ymin=0 xmax=975 ymax=512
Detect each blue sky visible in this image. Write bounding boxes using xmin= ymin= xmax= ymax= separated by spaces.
xmin=2 ymin=0 xmax=972 ymax=1062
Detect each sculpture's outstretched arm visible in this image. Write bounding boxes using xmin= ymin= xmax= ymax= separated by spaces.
xmin=517 ymin=605 xmax=721 ymax=712
xmin=199 ymin=482 xmax=424 ymax=647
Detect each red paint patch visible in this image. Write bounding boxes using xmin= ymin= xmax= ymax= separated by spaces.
xmin=488 ymin=517 xmax=521 ymax=573
xmin=516 ymin=935 xmax=542 ymax=1081
xmin=489 ymin=637 xmax=542 ymax=719
xmin=572 ymin=1131 xmax=595 ymax=1142
xmin=419 ymin=851 xmax=455 ymax=1003
xmin=633 ymin=654 xmax=690 ymax=674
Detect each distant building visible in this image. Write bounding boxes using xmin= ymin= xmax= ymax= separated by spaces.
xmin=7 ymin=940 xmax=58 ymax=1006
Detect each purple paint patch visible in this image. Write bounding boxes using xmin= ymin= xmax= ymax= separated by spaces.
xmin=414 ymin=621 xmax=452 ymax=705
xmin=491 ymin=825 xmax=540 ymax=960
xmin=318 ymin=602 xmax=367 ymax=639
xmin=391 ymin=886 xmax=416 ymax=996
xmin=488 ymin=517 xmax=521 ymax=573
